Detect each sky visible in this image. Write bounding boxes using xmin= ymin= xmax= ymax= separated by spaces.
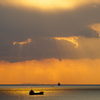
xmin=0 ymin=0 xmax=100 ymax=84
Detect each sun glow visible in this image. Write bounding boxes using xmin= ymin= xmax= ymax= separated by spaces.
xmin=0 ymin=0 xmax=96 ymax=10
xmin=25 ymin=0 xmax=75 ymax=9
xmin=1 ymin=58 xmax=100 ymax=84
xmin=0 ymin=0 xmax=75 ymax=10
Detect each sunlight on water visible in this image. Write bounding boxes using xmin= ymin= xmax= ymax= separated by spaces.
xmin=0 ymin=85 xmax=100 ymax=100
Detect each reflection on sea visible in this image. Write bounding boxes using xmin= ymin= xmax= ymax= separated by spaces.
xmin=0 ymin=85 xmax=100 ymax=100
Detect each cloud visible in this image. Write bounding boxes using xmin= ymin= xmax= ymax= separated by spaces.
xmin=0 ymin=58 xmax=100 ymax=84
xmin=0 ymin=2 xmax=100 ymax=62
xmin=89 ymin=23 xmax=100 ymax=37
xmin=0 ymin=0 xmax=94 ymax=10
xmin=1 ymin=0 xmax=100 ymax=11
xmin=54 ymin=37 xmax=79 ymax=48
xmin=1 ymin=1 xmax=100 ymax=84
xmin=13 ymin=38 xmax=32 ymax=45
xmin=0 ymin=36 xmax=100 ymax=62
xmin=0 ymin=4 xmax=100 ymax=38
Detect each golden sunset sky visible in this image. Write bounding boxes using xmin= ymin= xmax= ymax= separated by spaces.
xmin=0 ymin=0 xmax=100 ymax=84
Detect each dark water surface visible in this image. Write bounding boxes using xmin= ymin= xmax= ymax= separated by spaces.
xmin=0 ymin=85 xmax=100 ymax=100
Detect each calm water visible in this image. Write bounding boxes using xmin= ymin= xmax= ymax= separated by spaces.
xmin=0 ymin=85 xmax=100 ymax=100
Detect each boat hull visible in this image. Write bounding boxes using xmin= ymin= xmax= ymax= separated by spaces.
xmin=29 ymin=92 xmax=44 ymax=95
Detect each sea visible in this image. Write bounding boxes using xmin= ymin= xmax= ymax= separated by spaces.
xmin=0 ymin=84 xmax=100 ymax=100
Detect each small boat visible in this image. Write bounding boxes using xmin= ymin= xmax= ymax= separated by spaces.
xmin=29 ymin=90 xmax=44 ymax=95
xmin=58 ymin=83 xmax=61 ymax=86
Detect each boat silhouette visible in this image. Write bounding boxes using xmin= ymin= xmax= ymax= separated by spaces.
xmin=29 ymin=90 xmax=44 ymax=95
xmin=58 ymin=83 xmax=61 ymax=86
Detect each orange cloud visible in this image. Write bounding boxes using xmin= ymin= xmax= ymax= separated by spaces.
xmin=54 ymin=37 xmax=79 ymax=48
xmin=0 ymin=58 xmax=100 ymax=84
xmin=13 ymin=38 xmax=32 ymax=45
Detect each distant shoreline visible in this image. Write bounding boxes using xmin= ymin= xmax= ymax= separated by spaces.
xmin=0 ymin=84 xmax=100 ymax=86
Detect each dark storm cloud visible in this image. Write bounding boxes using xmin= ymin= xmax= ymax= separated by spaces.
xmin=1 ymin=36 xmax=100 ymax=62
xmin=0 ymin=4 xmax=100 ymax=37
xmin=77 ymin=27 xmax=99 ymax=38
xmin=0 ymin=4 xmax=100 ymax=62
